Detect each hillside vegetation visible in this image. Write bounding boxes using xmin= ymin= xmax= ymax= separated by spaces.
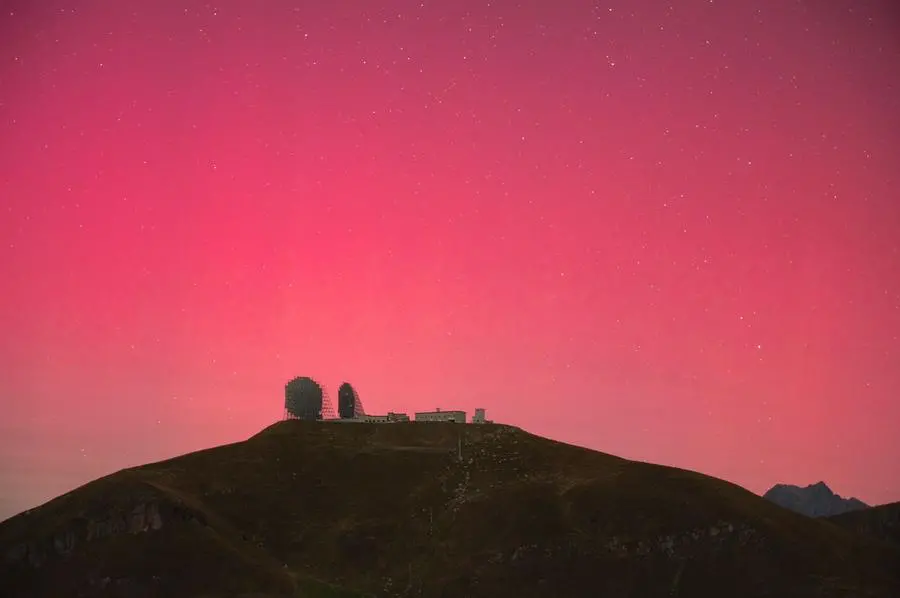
xmin=2 ymin=421 xmax=899 ymax=597
xmin=827 ymin=501 xmax=900 ymax=548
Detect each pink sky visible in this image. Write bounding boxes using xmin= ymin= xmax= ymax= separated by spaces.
xmin=1 ymin=0 xmax=899 ymax=521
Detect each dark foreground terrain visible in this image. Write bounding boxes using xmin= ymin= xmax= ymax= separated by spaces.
xmin=2 ymin=421 xmax=899 ymax=598
xmin=827 ymin=501 xmax=900 ymax=548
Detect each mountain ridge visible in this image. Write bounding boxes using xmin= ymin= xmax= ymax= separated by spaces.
xmin=764 ymin=481 xmax=869 ymax=517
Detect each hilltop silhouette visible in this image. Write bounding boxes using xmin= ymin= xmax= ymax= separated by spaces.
xmin=1 ymin=421 xmax=898 ymax=597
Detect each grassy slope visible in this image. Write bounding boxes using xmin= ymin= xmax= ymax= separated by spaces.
xmin=2 ymin=421 xmax=899 ymax=598
xmin=827 ymin=501 xmax=900 ymax=548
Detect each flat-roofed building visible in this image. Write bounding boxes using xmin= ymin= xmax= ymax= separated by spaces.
xmin=360 ymin=414 xmax=391 ymax=423
xmin=323 ymin=411 xmax=410 ymax=423
xmin=414 ymin=409 xmax=466 ymax=423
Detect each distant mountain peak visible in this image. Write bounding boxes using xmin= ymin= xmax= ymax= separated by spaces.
xmin=763 ymin=481 xmax=868 ymax=518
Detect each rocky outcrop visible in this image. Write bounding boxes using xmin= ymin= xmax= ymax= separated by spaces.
xmin=495 ymin=519 xmax=762 ymax=565
xmin=3 ymin=499 xmax=204 ymax=569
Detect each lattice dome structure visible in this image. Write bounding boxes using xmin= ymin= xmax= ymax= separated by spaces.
xmin=284 ymin=376 xmax=326 ymax=421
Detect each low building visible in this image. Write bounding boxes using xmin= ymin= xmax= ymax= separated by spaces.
xmin=323 ymin=411 xmax=409 ymax=423
xmin=414 ymin=409 xmax=466 ymax=423
xmin=387 ymin=411 xmax=410 ymax=422
xmin=359 ymin=414 xmax=391 ymax=423
xmin=472 ymin=408 xmax=487 ymax=423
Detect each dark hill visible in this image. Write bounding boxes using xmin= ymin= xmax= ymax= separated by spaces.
xmin=2 ymin=421 xmax=898 ymax=597
xmin=827 ymin=501 xmax=900 ymax=548
xmin=763 ymin=481 xmax=869 ymax=517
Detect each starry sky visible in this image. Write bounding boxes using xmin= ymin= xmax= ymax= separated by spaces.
xmin=1 ymin=0 xmax=899 ymax=521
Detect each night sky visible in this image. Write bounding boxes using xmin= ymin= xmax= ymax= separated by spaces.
xmin=2 ymin=0 xmax=899 ymax=521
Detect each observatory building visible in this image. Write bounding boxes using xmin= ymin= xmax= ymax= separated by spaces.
xmin=281 ymin=379 xmax=489 ymax=425
xmin=284 ymin=376 xmax=327 ymax=421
